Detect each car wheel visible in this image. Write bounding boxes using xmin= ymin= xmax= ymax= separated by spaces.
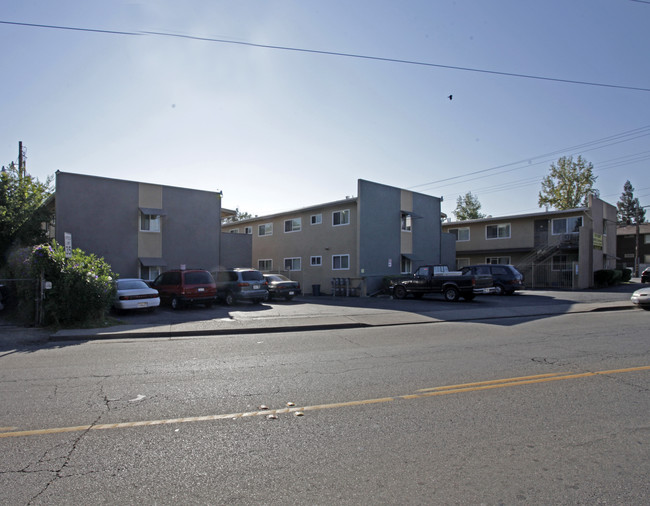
xmin=393 ymin=285 xmax=407 ymax=299
xmin=494 ymin=284 xmax=504 ymax=295
xmin=443 ymin=286 xmax=460 ymax=302
xmin=171 ymin=296 xmax=182 ymax=310
xmin=224 ymin=292 xmax=235 ymax=306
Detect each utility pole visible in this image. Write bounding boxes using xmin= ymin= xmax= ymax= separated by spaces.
xmin=18 ymin=141 xmax=26 ymax=179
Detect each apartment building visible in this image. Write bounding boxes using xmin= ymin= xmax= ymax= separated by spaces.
xmin=617 ymin=223 xmax=650 ymax=275
xmin=442 ymin=195 xmax=617 ymax=289
xmin=222 ymin=179 xmax=454 ymax=295
xmin=53 ymin=171 xmax=222 ymax=279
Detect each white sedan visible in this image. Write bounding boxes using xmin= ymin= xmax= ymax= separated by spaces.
xmin=630 ymin=286 xmax=650 ymax=310
xmin=114 ymin=278 xmax=160 ymax=311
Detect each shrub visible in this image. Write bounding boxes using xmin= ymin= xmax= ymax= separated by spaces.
xmin=594 ymin=269 xmax=622 ymax=287
xmin=621 ymin=268 xmax=632 ymax=282
xmin=30 ymin=242 xmax=116 ymax=326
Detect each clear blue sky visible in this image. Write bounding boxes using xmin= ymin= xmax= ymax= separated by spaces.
xmin=2 ymin=0 xmax=649 ymax=219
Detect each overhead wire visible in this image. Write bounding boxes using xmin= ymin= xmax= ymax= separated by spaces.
xmin=1 ymin=19 xmax=650 ymax=92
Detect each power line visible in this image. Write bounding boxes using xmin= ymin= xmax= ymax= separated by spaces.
xmin=1 ymin=19 xmax=650 ymax=92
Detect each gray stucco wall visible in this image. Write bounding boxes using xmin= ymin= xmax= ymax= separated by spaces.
xmin=55 ymin=172 xmax=221 ymax=278
xmin=161 ymin=185 xmax=220 ymax=271
xmin=55 ymin=172 xmax=139 ymax=276
xmin=220 ymin=232 xmax=252 ymax=270
xmin=357 ymin=179 xmax=443 ymax=293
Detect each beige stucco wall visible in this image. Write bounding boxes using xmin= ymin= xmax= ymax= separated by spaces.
xmin=447 ymin=216 xmax=536 ymax=253
xmin=222 ymin=200 xmax=359 ymax=292
xmin=138 ymin=184 xmax=163 ymax=258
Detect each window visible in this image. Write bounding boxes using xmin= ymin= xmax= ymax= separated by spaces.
xmin=140 ymin=265 xmax=161 ymax=281
xmin=401 ymin=213 xmax=412 ymax=232
xmin=284 ymin=218 xmax=302 ymax=233
xmin=244 ymin=226 xmax=252 ymax=234
xmin=552 ymin=216 xmax=583 ymax=235
xmin=456 ymin=258 xmax=470 ymax=269
xmin=229 ymin=229 xmax=239 ymax=234
xmin=258 ymin=259 xmax=272 ymax=271
xmin=449 ymin=227 xmax=470 ymax=241
xmin=644 ymin=234 xmax=650 ymax=245
xmin=485 ymin=256 xmax=511 ymax=264
xmin=552 ymin=254 xmax=570 ymax=271
xmin=332 ymin=254 xmax=350 ymax=270
xmin=310 ymin=256 xmax=322 ymax=266
xmin=311 ymin=214 xmax=322 ymax=225
xmin=284 ymin=257 xmax=301 ymax=271
xmin=400 ymin=255 xmax=412 ymax=274
xmin=486 ymin=223 xmax=510 ymax=239
xmin=140 ymin=213 xmax=161 ymax=232
xmin=258 ymin=223 xmax=273 ymax=236
xmin=332 ymin=210 xmax=350 ymax=226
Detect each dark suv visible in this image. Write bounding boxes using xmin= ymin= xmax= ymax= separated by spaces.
xmin=213 ymin=268 xmax=269 ymax=305
xmin=461 ymin=264 xmax=524 ymax=295
xmin=642 ymin=267 xmax=649 ymax=283
xmin=151 ymin=269 xmax=217 ymax=309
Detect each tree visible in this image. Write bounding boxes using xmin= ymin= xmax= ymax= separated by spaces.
xmin=538 ymin=155 xmax=599 ymax=210
xmin=221 ymin=207 xmax=253 ymax=224
xmin=0 ymin=162 xmax=53 ymax=265
xmin=453 ymin=192 xmax=486 ymax=220
xmin=616 ymin=180 xmax=646 ymax=225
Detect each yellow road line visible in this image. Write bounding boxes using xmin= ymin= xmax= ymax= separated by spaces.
xmin=1 ymin=365 xmax=648 ymax=439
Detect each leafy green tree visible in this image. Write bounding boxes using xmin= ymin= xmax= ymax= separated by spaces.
xmin=453 ymin=192 xmax=486 ymax=220
xmin=616 ymin=180 xmax=646 ymax=225
xmin=538 ymin=155 xmax=599 ymax=210
xmin=221 ymin=207 xmax=253 ymax=224
xmin=0 ymin=162 xmax=53 ymax=265
xmin=30 ymin=242 xmax=116 ymax=326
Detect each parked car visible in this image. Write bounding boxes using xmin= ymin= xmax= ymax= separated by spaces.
xmin=631 ymin=286 xmax=650 ymax=310
xmin=114 ymin=278 xmax=160 ymax=312
xmin=461 ymin=264 xmax=524 ymax=295
xmin=263 ymin=274 xmax=301 ymax=301
xmin=641 ymin=267 xmax=650 ymax=283
xmin=213 ymin=268 xmax=269 ymax=305
xmin=151 ymin=269 xmax=216 ymax=309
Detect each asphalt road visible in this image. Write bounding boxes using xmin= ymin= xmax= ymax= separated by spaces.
xmin=1 ymin=307 xmax=648 ymax=504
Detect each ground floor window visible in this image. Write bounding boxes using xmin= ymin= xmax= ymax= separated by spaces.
xmin=258 ymin=259 xmax=272 ymax=271
xmin=140 ymin=265 xmax=161 ymax=281
xmin=485 ymin=256 xmax=511 ymax=264
xmin=284 ymin=257 xmax=301 ymax=271
xmin=400 ymin=256 xmax=412 ymax=274
xmin=456 ymin=258 xmax=470 ymax=269
xmin=332 ymin=254 xmax=350 ymax=270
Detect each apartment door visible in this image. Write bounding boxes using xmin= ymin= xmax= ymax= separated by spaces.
xmin=534 ymin=219 xmax=548 ymax=248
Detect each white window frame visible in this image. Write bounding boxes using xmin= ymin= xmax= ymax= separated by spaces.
xmin=140 ymin=265 xmax=161 ymax=281
xmin=140 ymin=213 xmax=161 ymax=233
xmin=284 ymin=257 xmax=301 ymax=271
xmin=449 ymin=227 xmax=470 ymax=242
xmin=400 ymin=255 xmax=412 ymax=274
xmin=258 ymin=259 xmax=272 ymax=271
xmin=284 ymin=217 xmax=302 ymax=233
xmin=552 ymin=216 xmax=583 ymax=235
xmin=332 ymin=210 xmax=350 ymax=227
xmin=311 ymin=214 xmax=322 ymax=225
xmin=486 ymin=223 xmax=510 ymax=240
xmin=244 ymin=226 xmax=252 ymax=234
xmin=332 ymin=254 xmax=350 ymax=270
xmin=456 ymin=258 xmax=470 ymax=269
xmin=485 ymin=256 xmax=511 ymax=265
xmin=229 ymin=229 xmax=239 ymax=234
xmin=401 ymin=213 xmax=412 ymax=232
xmin=258 ymin=223 xmax=273 ymax=236
xmin=310 ymin=256 xmax=322 ymax=266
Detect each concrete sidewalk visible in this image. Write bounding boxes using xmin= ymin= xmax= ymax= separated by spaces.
xmin=47 ymin=297 xmax=633 ymax=341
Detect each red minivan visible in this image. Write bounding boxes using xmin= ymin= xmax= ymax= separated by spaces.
xmin=151 ymin=269 xmax=217 ymax=309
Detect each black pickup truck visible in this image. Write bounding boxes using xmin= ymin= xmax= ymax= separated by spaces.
xmin=388 ymin=265 xmax=493 ymax=302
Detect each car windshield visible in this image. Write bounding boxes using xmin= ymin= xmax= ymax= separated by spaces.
xmin=117 ymin=280 xmax=149 ymax=290
xmin=185 ymin=272 xmax=214 ymax=284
